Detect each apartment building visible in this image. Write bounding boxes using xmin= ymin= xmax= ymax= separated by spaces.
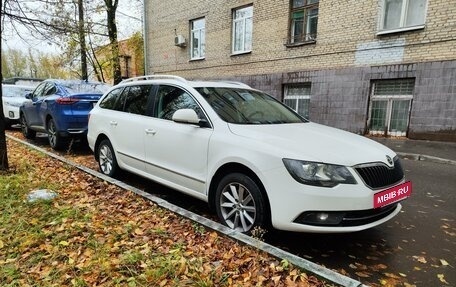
xmin=144 ymin=0 xmax=456 ymax=141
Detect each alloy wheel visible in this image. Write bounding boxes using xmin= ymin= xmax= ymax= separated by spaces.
xmin=48 ymin=120 xmax=58 ymax=148
xmin=99 ymin=144 xmax=114 ymax=175
xmin=219 ymin=182 xmax=257 ymax=232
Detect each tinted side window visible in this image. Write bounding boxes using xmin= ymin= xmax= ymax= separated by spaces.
xmin=124 ymin=85 xmax=152 ymax=115
xmin=155 ymin=85 xmax=204 ymax=120
xmin=99 ymin=88 xmax=124 ymax=111
xmin=44 ymin=83 xmax=57 ymax=96
xmin=32 ymin=82 xmax=48 ymax=99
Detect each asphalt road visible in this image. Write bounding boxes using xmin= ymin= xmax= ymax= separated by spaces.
xmin=264 ymin=159 xmax=456 ymax=286
xmin=7 ymin=131 xmax=456 ymax=286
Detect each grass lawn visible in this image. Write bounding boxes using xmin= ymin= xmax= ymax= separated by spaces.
xmin=0 ymin=139 xmax=332 ymax=287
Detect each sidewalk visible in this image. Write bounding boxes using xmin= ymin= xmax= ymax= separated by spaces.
xmin=369 ymin=136 xmax=456 ymax=165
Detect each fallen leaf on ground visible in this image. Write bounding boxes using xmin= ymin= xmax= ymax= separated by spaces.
xmin=437 ymin=274 xmax=449 ymax=284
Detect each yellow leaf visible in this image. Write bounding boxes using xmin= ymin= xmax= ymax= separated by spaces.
xmin=412 ymin=256 xmax=427 ymax=264
xmin=440 ymin=259 xmax=449 ymax=266
xmin=134 ymin=228 xmax=144 ymax=235
xmin=437 ymin=274 xmax=448 ymax=284
xmin=68 ymin=258 xmax=74 ymax=264
xmin=59 ymin=241 xmax=69 ymax=246
xmin=0 ymin=240 xmax=4 ymax=249
xmin=399 ymin=273 xmax=407 ymax=277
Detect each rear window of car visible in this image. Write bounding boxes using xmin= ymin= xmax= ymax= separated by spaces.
xmin=62 ymin=81 xmax=111 ymax=94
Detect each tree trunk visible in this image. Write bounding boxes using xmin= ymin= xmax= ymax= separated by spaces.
xmin=105 ymin=0 xmax=121 ymax=84
xmin=78 ymin=0 xmax=88 ymax=81
xmin=1 ymin=0 xmax=10 ymax=171
xmin=0 ymin=71 xmax=9 ymax=171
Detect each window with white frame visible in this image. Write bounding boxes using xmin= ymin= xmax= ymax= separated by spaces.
xmin=289 ymin=0 xmax=319 ymax=44
xmin=232 ymin=6 xmax=253 ymax=54
xmin=380 ymin=0 xmax=427 ymax=32
xmin=283 ymin=83 xmax=311 ymax=119
xmin=190 ymin=18 xmax=205 ymax=59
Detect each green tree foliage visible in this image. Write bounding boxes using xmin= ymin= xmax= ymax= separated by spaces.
xmin=126 ymin=31 xmax=145 ymax=76
xmin=2 ymin=48 xmax=72 ymax=79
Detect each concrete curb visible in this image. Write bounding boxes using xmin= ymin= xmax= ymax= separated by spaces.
xmin=6 ymin=134 xmax=367 ymax=287
xmin=397 ymin=152 xmax=456 ymax=166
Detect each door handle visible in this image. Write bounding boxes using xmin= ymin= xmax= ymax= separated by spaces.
xmin=145 ymin=129 xmax=157 ymax=135
xmin=110 ymin=121 xmax=118 ymax=126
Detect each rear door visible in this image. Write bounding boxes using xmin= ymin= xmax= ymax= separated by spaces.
xmin=106 ymin=85 xmax=154 ymax=173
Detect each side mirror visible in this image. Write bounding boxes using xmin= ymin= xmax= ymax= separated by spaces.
xmin=172 ymin=109 xmax=209 ymax=127
xmin=25 ymin=93 xmax=33 ymax=100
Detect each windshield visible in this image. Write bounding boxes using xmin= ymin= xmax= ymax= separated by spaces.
xmin=196 ymin=87 xmax=306 ymax=124
xmin=2 ymin=86 xmax=33 ymax=98
xmin=61 ymin=81 xmax=111 ymax=94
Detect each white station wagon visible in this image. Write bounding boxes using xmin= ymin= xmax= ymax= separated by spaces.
xmin=87 ymin=75 xmax=411 ymax=233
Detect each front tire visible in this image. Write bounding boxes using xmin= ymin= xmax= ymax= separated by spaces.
xmin=215 ymin=173 xmax=268 ymax=234
xmin=47 ymin=118 xmax=66 ymax=150
xmin=21 ymin=113 xmax=36 ymax=139
xmin=97 ymin=139 xmax=119 ymax=177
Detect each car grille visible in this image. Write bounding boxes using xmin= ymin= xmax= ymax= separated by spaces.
xmin=354 ymin=157 xmax=404 ymax=190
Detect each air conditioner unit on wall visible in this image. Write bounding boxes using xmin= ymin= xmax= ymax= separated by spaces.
xmin=174 ymin=35 xmax=186 ymax=47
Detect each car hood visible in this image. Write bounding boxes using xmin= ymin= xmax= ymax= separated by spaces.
xmin=227 ymin=122 xmax=396 ymax=167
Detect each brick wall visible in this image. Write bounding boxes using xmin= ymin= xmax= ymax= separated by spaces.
xmin=144 ymin=0 xmax=456 ymax=141
xmin=145 ymin=0 xmax=455 ymax=76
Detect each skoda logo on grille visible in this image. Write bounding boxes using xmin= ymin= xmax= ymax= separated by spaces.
xmin=386 ymin=155 xmax=393 ymax=166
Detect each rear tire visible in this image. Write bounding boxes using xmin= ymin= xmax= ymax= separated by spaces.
xmin=21 ymin=113 xmax=36 ymax=139
xmin=97 ymin=139 xmax=119 ymax=177
xmin=47 ymin=118 xmax=66 ymax=150
xmin=215 ymin=173 xmax=268 ymax=234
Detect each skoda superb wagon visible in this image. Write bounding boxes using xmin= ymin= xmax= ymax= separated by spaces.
xmin=87 ymin=75 xmax=411 ymax=234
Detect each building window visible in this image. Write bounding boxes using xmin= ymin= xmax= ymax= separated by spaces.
xmin=288 ymin=0 xmax=319 ymax=44
xmin=190 ymin=18 xmax=205 ymax=59
xmin=380 ymin=0 xmax=427 ymax=33
xmin=120 ymin=55 xmax=131 ymax=79
xmin=368 ymin=79 xmax=414 ymax=137
xmin=232 ymin=6 xmax=253 ymax=54
xmin=284 ymin=83 xmax=311 ymax=119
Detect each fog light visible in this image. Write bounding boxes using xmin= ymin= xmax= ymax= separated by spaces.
xmin=318 ymin=213 xmax=329 ymax=221
xmin=9 ymin=111 xmax=14 ymax=118
xmin=294 ymin=211 xmax=345 ymax=226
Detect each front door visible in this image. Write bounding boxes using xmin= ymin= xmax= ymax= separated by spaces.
xmin=144 ymin=85 xmax=213 ymax=197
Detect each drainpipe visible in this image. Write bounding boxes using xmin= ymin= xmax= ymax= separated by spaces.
xmin=142 ymin=0 xmax=149 ymax=75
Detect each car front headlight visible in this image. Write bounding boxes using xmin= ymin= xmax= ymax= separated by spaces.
xmin=282 ymin=158 xmax=357 ymax=187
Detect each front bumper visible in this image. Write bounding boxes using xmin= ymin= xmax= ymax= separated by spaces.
xmin=262 ymin=167 xmax=405 ymax=233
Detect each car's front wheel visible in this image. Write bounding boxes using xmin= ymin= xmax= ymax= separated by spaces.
xmin=21 ymin=113 xmax=36 ymax=139
xmin=47 ymin=118 xmax=66 ymax=150
xmin=97 ymin=139 xmax=119 ymax=177
xmin=215 ymin=173 xmax=268 ymax=234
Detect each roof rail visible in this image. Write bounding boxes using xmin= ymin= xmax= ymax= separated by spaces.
xmin=214 ymin=80 xmax=251 ymax=88
xmin=121 ymin=75 xmax=187 ymax=84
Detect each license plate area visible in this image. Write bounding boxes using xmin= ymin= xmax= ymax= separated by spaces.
xmin=374 ymin=181 xmax=412 ymax=208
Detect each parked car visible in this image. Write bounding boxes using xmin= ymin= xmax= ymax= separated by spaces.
xmin=20 ymin=79 xmax=110 ymax=150
xmin=2 ymin=84 xmax=35 ymax=128
xmin=87 ymin=75 xmax=412 ymax=234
